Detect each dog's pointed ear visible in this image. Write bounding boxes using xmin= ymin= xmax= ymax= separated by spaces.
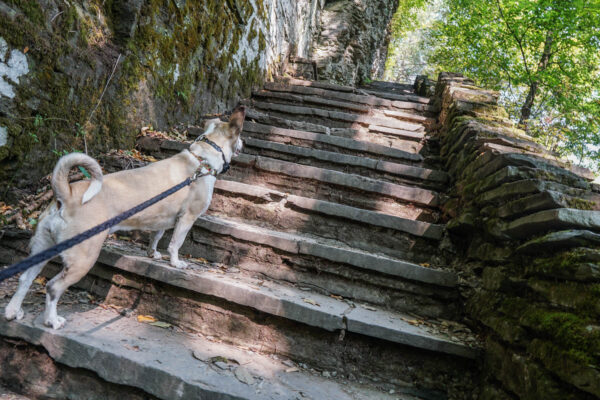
xmin=228 ymin=106 xmax=246 ymax=137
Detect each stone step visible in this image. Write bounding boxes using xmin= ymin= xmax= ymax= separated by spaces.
xmin=263 ymin=82 xmax=436 ymax=115
xmin=253 ymin=90 xmax=372 ymax=113
xmin=246 ymin=101 xmax=426 ymax=132
xmin=93 ymin=246 xmax=476 ymax=358
xmin=275 ymin=76 xmax=357 ymax=93
xmin=233 ymin=154 xmax=441 ymax=208
xmin=136 ymin=140 xmax=438 ymax=221
xmin=153 ymin=139 xmax=440 ymax=208
xmin=242 ymin=137 xmax=448 ymax=187
xmin=243 ymin=121 xmax=424 ymax=163
xmin=0 ymin=306 xmax=406 ymax=400
xmin=266 ymin=80 xmax=392 ymax=107
xmin=213 ymin=180 xmax=444 ymax=240
xmin=380 ymin=109 xmax=435 ymax=125
xmin=193 ymin=215 xmax=455 ymax=287
xmin=362 ymin=81 xmax=415 ymax=93
xmin=363 ymin=89 xmax=431 ymax=104
xmin=245 ymin=110 xmax=426 ymax=153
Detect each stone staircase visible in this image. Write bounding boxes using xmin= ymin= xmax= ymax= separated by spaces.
xmin=0 ymin=78 xmax=482 ymax=400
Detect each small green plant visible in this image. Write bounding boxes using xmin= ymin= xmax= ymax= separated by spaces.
xmin=28 ymin=132 xmax=39 ymax=143
xmin=52 ymin=149 xmax=70 ymax=157
xmin=176 ymin=90 xmax=189 ymax=101
xmin=33 ymin=114 xmax=44 ymax=127
xmin=75 ymin=122 xmax=86 ymax=138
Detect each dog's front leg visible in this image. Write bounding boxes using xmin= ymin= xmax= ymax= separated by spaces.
xmin=147 ymin=230 xmax=165 ymax=260
xmin=168 ymin=213 xmax=196 ymax=269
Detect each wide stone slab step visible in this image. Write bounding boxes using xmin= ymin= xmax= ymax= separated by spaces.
xmin=362 ymin=89 xmax=431 ymax=104
xmin=245 ymin=109 xmax=359 ymax=136
xmin=214 ymin=180 xmax=444 ymax=240
xmin=0 ymin=307 xmax=404 ymax=400
xmin=153 ymin=139 xmax=440 ymax=207
xmin=94 ymin=246 xmax=476 ymax=358
xmin=269 ymin=79 xmax=435 ymax=113
xmin=247 ymin=101 xmax=426 ymax=132
xmin=381 ymin=109 xmax=435 ymax=125
xmin=275 ymin=77 xmax=357 ymax=93
xmin=234 ymin=154 xmax=441 ymax=207
xmin=243 ymin=121 xmax=424 ymax=162
xmin=266 ymin=80 xmax=392 ymax=107
xmin=243 ymin=137 xmax=448 ymax=184
xmin=253 ymin=90 xmax=371 ymax=113
xmin=194 ymin=215 xmax=455 ymax=286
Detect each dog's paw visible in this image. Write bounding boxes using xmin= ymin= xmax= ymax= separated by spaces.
xmin=44 ymin=315 xmax=66 ymax=330
xmin=5 ymin=306 xmax=24 ymax=321
xmin=171 ymin=260 xmax=188 ymax=269
xmin=148 ymin=250 xmax=162 ymax=260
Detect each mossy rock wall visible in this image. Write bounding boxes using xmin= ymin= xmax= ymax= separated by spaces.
xmin=432 ymin=72 xmax=600 ymax=399
xmin=0 ymin=0 xmax=323 ymax=195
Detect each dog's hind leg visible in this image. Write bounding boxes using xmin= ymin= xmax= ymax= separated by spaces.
xmin=5 ymin=229 xmax=55 ymax=321
xmin=43 ymin=233 xmax=106 ymax=330
xmin=167 ymin=213 xmax=197 ymax=269
xmin=147 ymin=229 xmax=165 ymax=260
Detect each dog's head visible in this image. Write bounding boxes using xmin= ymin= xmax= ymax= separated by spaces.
xmin=192 ymin=106 xmax=246 ymax=159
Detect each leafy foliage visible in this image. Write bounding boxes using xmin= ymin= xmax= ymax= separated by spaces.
xmin=387 ymin=0 xmax=600 ymax=171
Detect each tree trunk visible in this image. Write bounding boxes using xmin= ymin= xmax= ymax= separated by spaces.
xmin=519 ymin=31 xmax=554 ymax=126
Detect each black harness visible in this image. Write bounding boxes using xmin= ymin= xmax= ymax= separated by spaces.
xmin=195 ymin=136 xmax=230 ymax=174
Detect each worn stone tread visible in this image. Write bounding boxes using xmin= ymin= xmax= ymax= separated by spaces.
xmin=274 ymin=77 xmax=358 ymax=93
xmin=246 ymin=109 xmax=360 ymax=136
xmin=195 ymin=215 xmax=454 ymax=286
xmin=244 ymin=137 xmax=447 ymax=183
xmin=0 ymin=307 xmax=404 ymax=400
xmin=363 ymin=89 xmax=431 ymax=104
xmin=368 ymin=125 xmax=425 ymax=141
xmin=381 ymin=109 xmax=435 ymax=124
xmin=147 ymin=141 xmax=440 ymax=206
xmin=214 ymin=180 xmax=444 ymax=239
xmin=253 ymin=90 xmax=371 ymax=113
xmin=243 ymin=121 xmax=424 ymax=162
xmin=503 ymin=208 xmax=600 ymax=239
xmin=94 ymin=246 xmax=475 ymax=358
xmin=248 ymin=101 xmax=425 ymax=132
xmin=265 ymin=81 xmax=391 ymax=107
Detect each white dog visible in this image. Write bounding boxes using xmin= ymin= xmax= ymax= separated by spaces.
xmin=4 ymin=107 xmax=245 ymax=329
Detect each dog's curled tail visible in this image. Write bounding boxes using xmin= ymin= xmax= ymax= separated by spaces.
xmin=51 ymin=153 xmax=103 ymax=205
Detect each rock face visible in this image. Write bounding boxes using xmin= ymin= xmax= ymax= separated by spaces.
xmin=0 ymin=0 xmax=395 ymax=194
xmin=312 ymin=0 xmax=397 ymax=85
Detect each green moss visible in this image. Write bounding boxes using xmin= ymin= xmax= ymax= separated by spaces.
xmin=528 ymin=279 xmax=600 ymax=317
xmin=567 ymin=197 xmax=596 ymax=210
xmin=521 ymin=309 xmax=600 ymax=365
xmin=524 ymin=248 xmax=600 ymax=281
xmin=7 ymin=0 xmax=44 ymax=25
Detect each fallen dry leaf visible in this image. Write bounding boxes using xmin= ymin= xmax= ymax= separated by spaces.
xmin=149 ymin=321 xmax=172 ymax=328
xmin=34 ymin=277 xmax=47 ymax=286
xmin=303 ymin=298 xmax=320 ymax=307
xmin=137 ymin=315 xmax=158 ymax=323
xmin=330 ymin=294 xmax=343 ymax=300
xmin=419 ymin=263 xmax=431 ymax=268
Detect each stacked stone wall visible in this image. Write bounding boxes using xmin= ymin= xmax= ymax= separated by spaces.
xmin=432 ymin=72 xmax=600 ymax=399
